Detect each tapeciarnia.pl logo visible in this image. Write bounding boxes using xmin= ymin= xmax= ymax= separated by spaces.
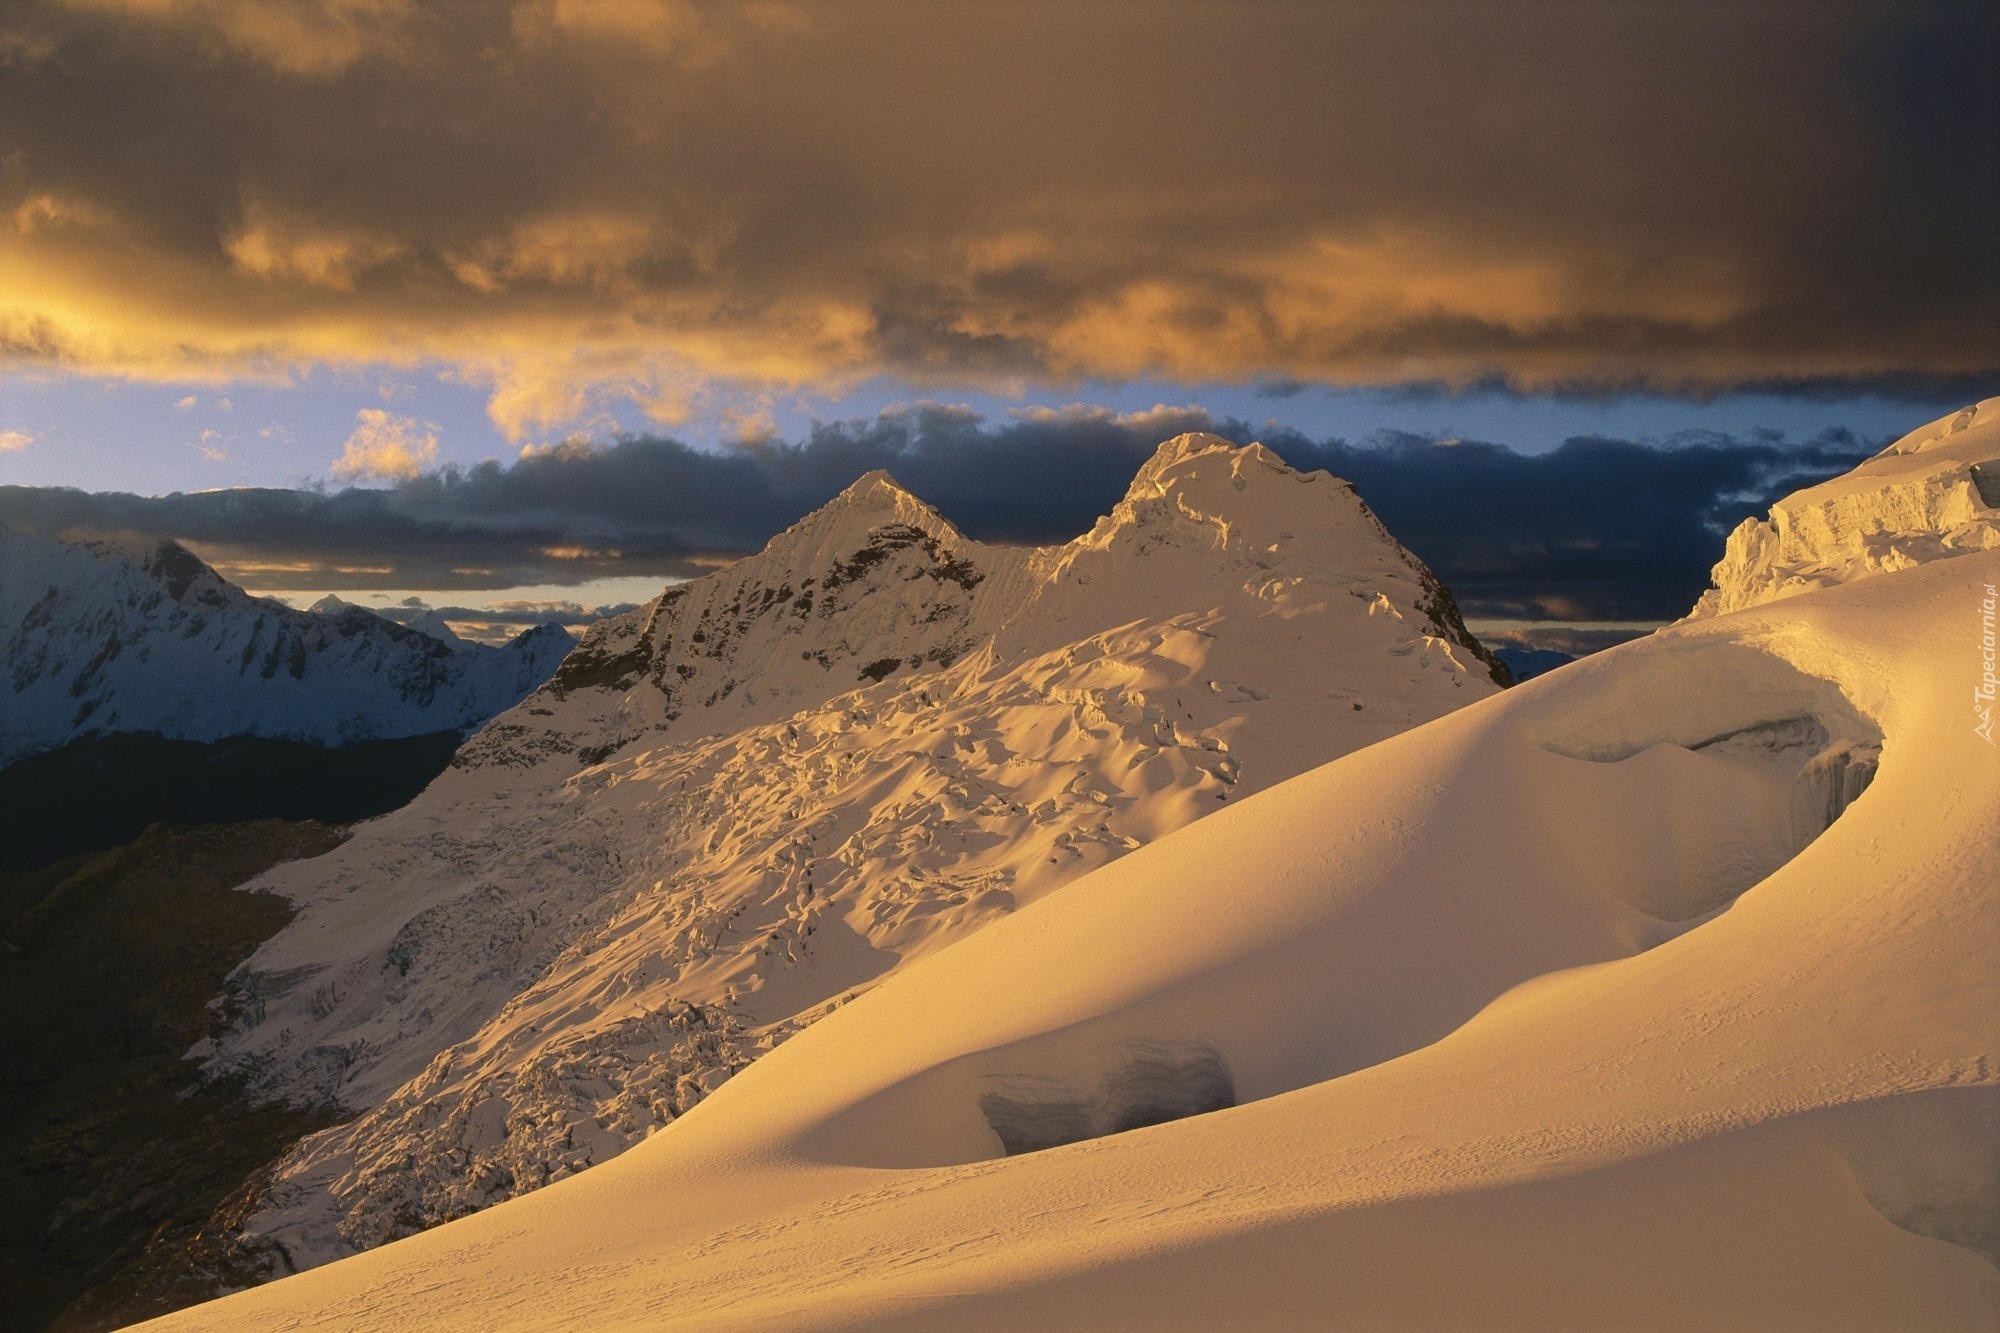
xmin=1978 ymin=582 xmax=1997 ymax=745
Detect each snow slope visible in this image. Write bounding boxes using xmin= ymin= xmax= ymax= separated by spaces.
xmin=0 ymin=532 xmax=574 ymax=766
xmin=176 ymin=435 xmax=1506 ymax=1277
xmin=148 ymin=469 xmax=2000 ymax=1329
xmin=1691 ymin=396 xmax=2000 ymax=618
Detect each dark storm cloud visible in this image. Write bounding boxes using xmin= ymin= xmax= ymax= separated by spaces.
xmin=1477 ymin=626 xmax=1653 ymax=657
xmin=1 ymin=1 xmax=1993 ymax=433
xmin=360 ymin=598 xmax=639 ymax=647
xmin=1283 ymin=428 xmax=1877 ymax=621
xmin=1369 ymin=371 xmax=2000 ymax=408
xmin=364 ymin=597 xmax=639 ymax=631
xmin=0 ymin=404 xmax=1882 ymax=620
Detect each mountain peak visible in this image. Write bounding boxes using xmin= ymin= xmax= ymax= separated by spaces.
xmin=774 ymin=467 xmax=968 ymax=557
xmin=66 ymin=534 xmax=242 ymax=609
xmin=1129 ymin=432 xmax=1256 ymax=489
xmin=838 ymin=468 xmax=912 ymax=502
xmin=1123 ymin=433 xmax=1307 ymax=503
xmin=508 ymin=621 xmax=576 ymax=649
xmin=826 ymin=469 xmax=949 ymax=523
xmin=409 ymin=609 xmax=464 ymax=647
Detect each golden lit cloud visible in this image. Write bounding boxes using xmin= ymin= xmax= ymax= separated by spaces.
xmin=12 ymin=191 xmax=116 ymax=235
xmin=511 ymin=0 xmax=704 ymax=63
xmin=718 ymin=403 xmax=779 ymax=447
xmin=0 ymin=1 xmax=1992 ymax=431
xmin=331 ymin=408 xmax=438 ymax=482
xmin=0 ymin=429 xmax=34 ymax=453
xmin=225 ymin=199 xmax=407 ymax=291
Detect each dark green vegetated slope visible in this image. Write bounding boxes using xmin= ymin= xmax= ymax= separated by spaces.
xmin=0 ymin=821 xmax=347 ymax=1331
xmin=0 ymin=730 xmax=462 ymax=871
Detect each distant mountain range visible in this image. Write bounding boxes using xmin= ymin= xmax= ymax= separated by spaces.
xmin=1490 ymin=644 xmax=1576 ymax=681
xmin=0 ymin=533 xmax=574 ymax=867
xmin=0 ymin=531 xmax=574 ymax=768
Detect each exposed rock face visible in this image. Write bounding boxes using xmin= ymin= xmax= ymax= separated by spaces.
xmin=184 ymin=435 xmax=1506 ymax=1278
xmin=0 ymin=532 xmax=575 ymax=767
xmin=1689 ymin=398 xmax=2000 ymax=619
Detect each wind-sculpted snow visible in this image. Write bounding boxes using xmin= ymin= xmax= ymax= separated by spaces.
xmin=0 ymin=532 xmax=574 ymax=766
xmin=150 ymin=499 xmax=2000 ymax=1331
xmin=190 ymin=435 xmax=1506 ymax=1276
xmin=761 ymin=628 xmax=1902 ymax=1179
xmin=1690 ymin=397 xmax=2000 ymax=618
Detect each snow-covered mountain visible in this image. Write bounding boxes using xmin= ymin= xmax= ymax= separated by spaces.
xmin=150 ymin=415 xmax=1999 ymax=1330
xmin=0 ymin=532 xmax=575 ymax=767
xmin=178 ymin=434 xmax=1506 ymax=1278
xmin=1491 ymin=643 xmax=1576 ymax=681
xmin=1690 ymin=396 xmax=2000 ymax=618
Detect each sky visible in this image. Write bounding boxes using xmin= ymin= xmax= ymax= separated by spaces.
xmin=2 ymin=0 xmax=1995 ymax=632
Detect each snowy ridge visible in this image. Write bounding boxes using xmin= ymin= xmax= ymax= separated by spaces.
xmin=189 ymin=434 xmax=1506 ymax=1274
xmin=154 ymin=446 xmax=2000 ymax=1331
xmin=0 ymin=531 xmax=575 ymax=766
xmin=1689 ymin=396 xmax=2000 ymax=618
xmin=461 ymin=466 xmax=1012 ymax=772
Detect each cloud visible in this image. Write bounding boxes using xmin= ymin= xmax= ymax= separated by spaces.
xmin=1366 ymin=370 xmax=2000 ymax=409
xmin=51 ymin=0 xmax=423 ymax=78
xmin=354 ymin=594 xmax=638 ymax=646
xmin=174 ymin=394 xmax=197 ymax=409
xmin=1476 ymin=625 xmax=1654 ymax=666
xmin=0 ymin=404 xmax=1886 ymax=620
xmin=330 ymin=408 xmax=439 ymax=482
xmin=0 ymin=3 xmax=1992 ymax=431
xmin=0 ymin=429 xmax=33 ymax=453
